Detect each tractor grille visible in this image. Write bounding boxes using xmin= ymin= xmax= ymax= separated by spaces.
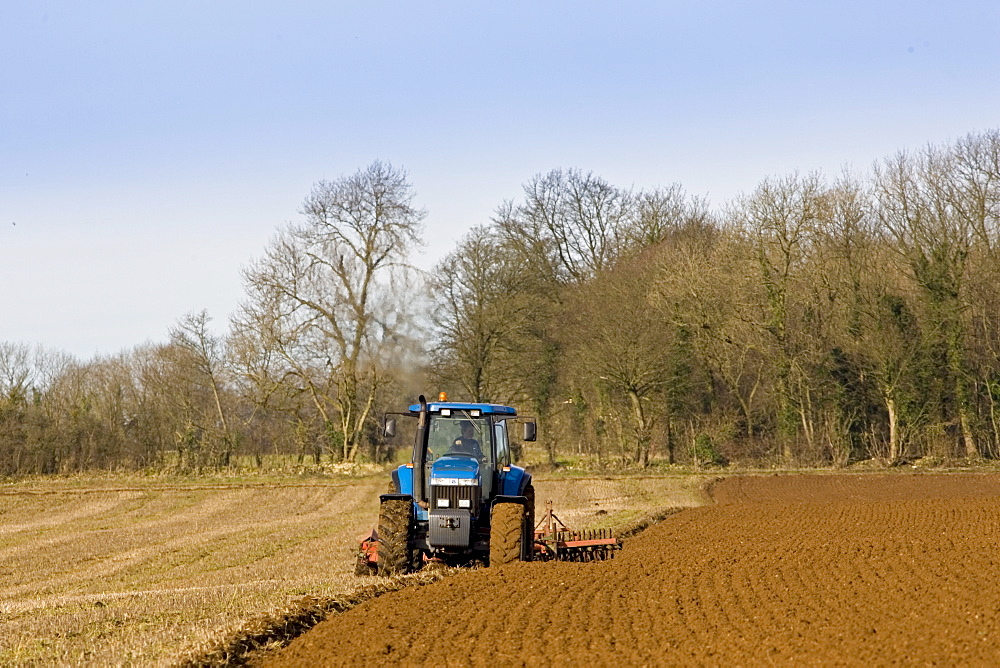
xmin=431 ymin=485 xmax=481 ymax=516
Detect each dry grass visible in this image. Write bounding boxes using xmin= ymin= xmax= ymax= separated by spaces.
xmin=180 ymin=567 xmax=465 ymax=667
xmin=0 ymin=472 xmax=711 ymax=666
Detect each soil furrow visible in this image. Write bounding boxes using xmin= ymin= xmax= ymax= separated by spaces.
xmin=268 ymin=473 xmax=1000 ymax=666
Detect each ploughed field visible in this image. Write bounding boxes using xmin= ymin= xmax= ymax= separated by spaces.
xmin=0 ymin=474 xmax=707 ymax=665
xmin=270 ymin=473 xmax=1000 ymax=666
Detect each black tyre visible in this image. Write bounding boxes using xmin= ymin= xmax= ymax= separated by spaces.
xmin=410 ymin=547 xmax=425 ymax=573
xmin=490 ymin=502 xmax=526 ymax=567
xmin=523 ymin=483 xmax=535 ymax=561
xmin=376 ymin=498 xmax=412 ymax=577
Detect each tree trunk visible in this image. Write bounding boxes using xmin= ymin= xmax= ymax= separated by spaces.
xmin=665 ymin=418 xmax=675 ymax=465
xmin=988 ymin=380 xmax=1000 ymax=459
xmin=628 ymin=390 xmax=651 ymax=468
xmin=886 ymin=394 xmax=899 ymax=464
xmin=960 ymin=409 xmax=977 ymax=459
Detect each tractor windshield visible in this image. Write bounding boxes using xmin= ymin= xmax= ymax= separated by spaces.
xmin=426 ymin=413 xmax=491 ymax=463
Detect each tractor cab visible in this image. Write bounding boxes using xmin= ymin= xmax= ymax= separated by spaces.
xmin=414 ymin=402 xmax=516 ymax=508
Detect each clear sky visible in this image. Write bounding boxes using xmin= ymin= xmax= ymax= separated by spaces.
xmin=3 ymin=1 xmax=998 ymax=360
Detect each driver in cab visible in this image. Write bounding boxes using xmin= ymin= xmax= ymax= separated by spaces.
xmin=451 ymin=420 xmax=484 ymax=460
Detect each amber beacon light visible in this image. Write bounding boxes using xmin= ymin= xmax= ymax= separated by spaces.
xmin=438 ymin=391 xmax=448 ymax=402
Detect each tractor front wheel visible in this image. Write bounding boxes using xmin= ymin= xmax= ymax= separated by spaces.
xmin=490 ymin=502 xmax=526 ymax=567
xmin=376 ymin=499 xmax=412 ymax=577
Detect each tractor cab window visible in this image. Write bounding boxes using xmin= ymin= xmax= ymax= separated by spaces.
xmin=494 ymin=420 xmax=510 ymax=467
xmin=426 ymin=413 xmax=491 ymax=463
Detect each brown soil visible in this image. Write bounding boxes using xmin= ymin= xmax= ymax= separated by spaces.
xmin=266 ymin=473 xmax=1000 ymax=666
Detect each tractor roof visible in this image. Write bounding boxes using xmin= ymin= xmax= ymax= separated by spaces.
xmin=407 ymin=401 xmax=517 ymax=416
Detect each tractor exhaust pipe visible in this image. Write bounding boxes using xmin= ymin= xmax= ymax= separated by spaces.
xmin=412 ymin=394 xmax=429 ymax=505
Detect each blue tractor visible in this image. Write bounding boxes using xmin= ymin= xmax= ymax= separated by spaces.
xmin=359 ymin=394 xmax=537 ymax=575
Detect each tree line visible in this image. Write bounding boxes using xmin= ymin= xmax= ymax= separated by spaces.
xmin=4 ymin=131 xmax=1000 ymax=475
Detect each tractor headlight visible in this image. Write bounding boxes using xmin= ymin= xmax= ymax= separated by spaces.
xmin=458 ymin=499 xmax=471 ymax=508
xmin=430 ymin=477 xmax=478 ymax=486
xmin=437 ymin=498 xmax=450 ymax=508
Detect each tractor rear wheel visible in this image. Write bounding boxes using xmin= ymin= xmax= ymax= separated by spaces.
xmin=376 ymin=498 xmax=412 ymax=577
xmin=523 ymin=484 xmax=535 ymax=560
xmin=490 ymin=502 xmax=526 ymax=567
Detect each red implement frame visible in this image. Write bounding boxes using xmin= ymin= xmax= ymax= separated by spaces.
xmin=532 ymin=500 xmax=621 ymax=562
xmin=355 ymin=528 xmax=380 ymax=575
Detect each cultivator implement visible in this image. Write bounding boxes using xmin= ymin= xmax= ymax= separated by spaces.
xmin=354 ymin=528 xmax=379 ymax=576
xmin=532 ymin=501 xmax=621 ymax=562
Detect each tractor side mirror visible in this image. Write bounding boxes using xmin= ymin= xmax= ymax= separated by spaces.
xmin=384 ymin=418 xmax=396 ymax=438
xmin=523 ymin=421 xmax=537 ymax=442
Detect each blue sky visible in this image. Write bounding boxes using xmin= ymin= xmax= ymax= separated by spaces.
xmin=2 ymin=1 xmax=998 ymax=359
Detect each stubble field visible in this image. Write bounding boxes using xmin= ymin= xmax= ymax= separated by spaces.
xmin=0 ymin=473 xmax=709 ymax=665
xmin=269 ymin=473 xmax=1000 ymax=666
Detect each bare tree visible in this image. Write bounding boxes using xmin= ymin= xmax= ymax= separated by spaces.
xmin=951 ymin=130 xmax=1000 ymax=254
xmin=0 ymin=343 xmax=34 ymax=405
xmin=496 ymin=168 xmax=634 ymax=285
xmin=732 ymin=172 xmax=829 ymax=460
xmin=874 ymin=145 xmax=977 ymax=458
xmin=237 ymin=161 xmax=424 ymax=462
xmin=429 ymin=225 xmax=541 ymax=403
xmin=168 ymin=310 xmax=235 ymax=467
xmin=629 ymin=184 xmax=712 ymax=249
xmin=563 ymin=255 xmax=677 ymax=467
